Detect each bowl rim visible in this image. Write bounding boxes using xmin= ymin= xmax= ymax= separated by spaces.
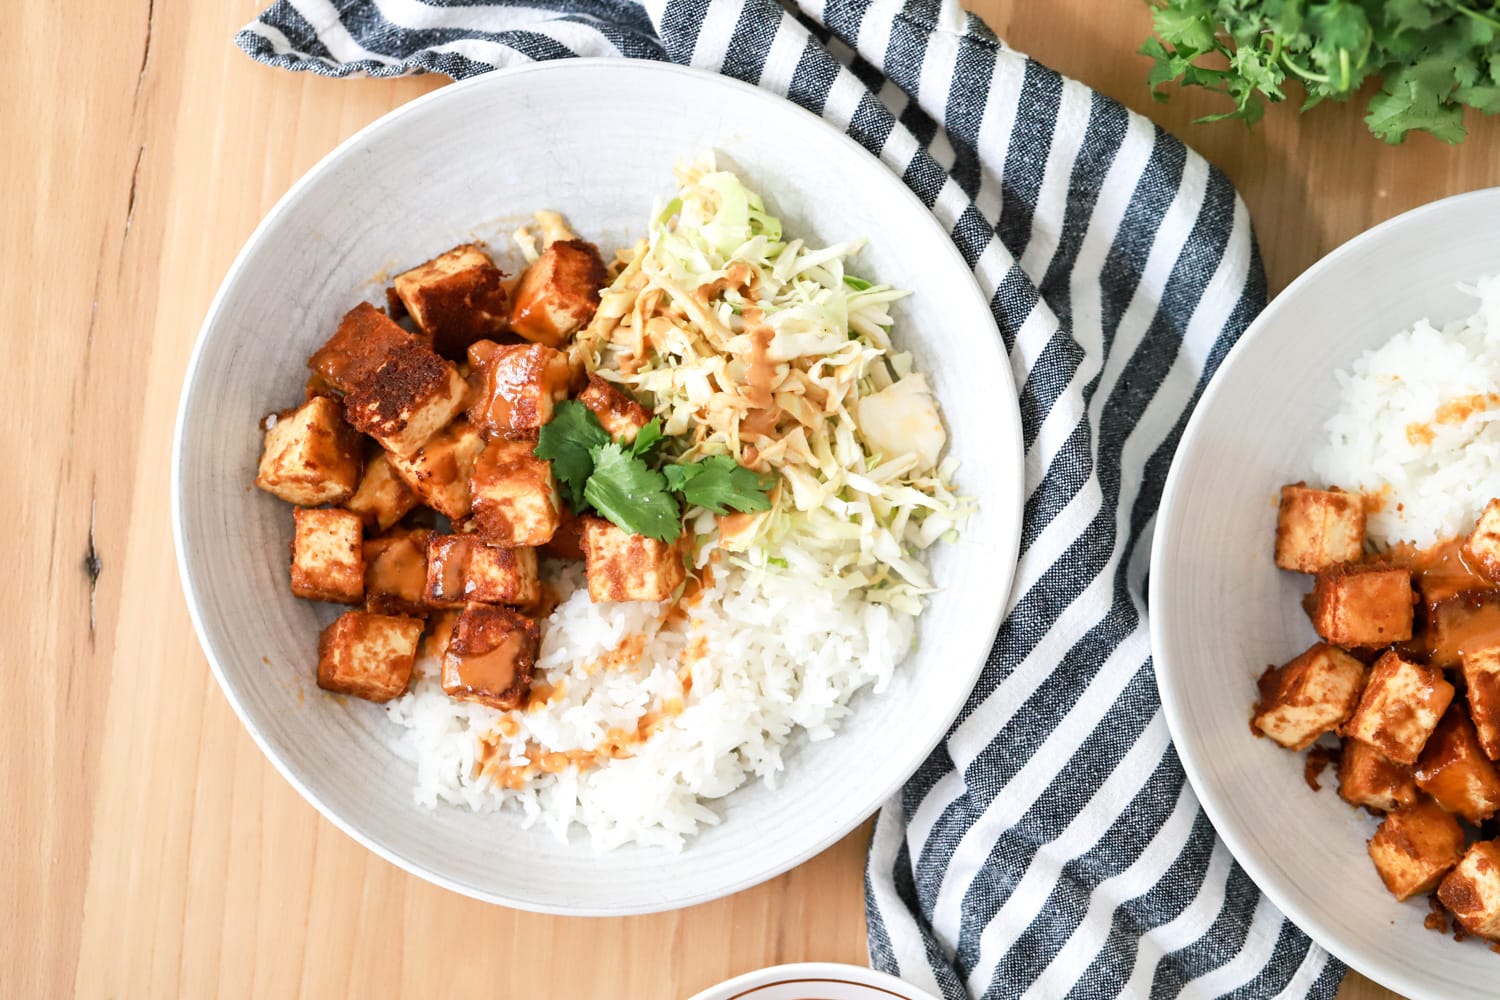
xmin=1150 ymin=184 xmax=1500 ymax=997
xmin=171 ymin=57 xmax=1024 ymax=914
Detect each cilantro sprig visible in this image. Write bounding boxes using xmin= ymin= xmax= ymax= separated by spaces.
xmin=535 ymin=400 xmax=775 ymax=543
xmin=1140 ymin=1 xmax=1500 ymax=144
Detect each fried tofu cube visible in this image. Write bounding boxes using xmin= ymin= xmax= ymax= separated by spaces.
xmin=316 ymin=610 xmax=423 ymax=703
xmin=343 ymin=452 xmax=419 ymax=532
xmin=440 ymin=604 xmax=539 ymax=710
xmin=423 ymin=533 xmax=475 ymax=609
xmin=363 ymin=527 xmax=430 ymax=617
xmin=1438 ymin=841 xmax=1500 ymax=940
xmin=307 ymin=302 xmax=416 ymax=394
xmin=385 ymin=419 xmax=485 ymax=519
xmin=392 ymin=244 xmax=509 ymax=360
xmin=1414 ymin=706 xmax=1500 ymax=824
xmin=343 ymin=340 xmax=468 ymax=458
xmin=1274 ymin=485 xmax=1364 ymax=573
xmin=1252 ymin=643 xmax=1367 ymax=751
xmin=254 ymin=396 xmax=362 ymax=505
xmin=466 ymin=545 xmax=541 ymax=605
xmin=508 ymin=239 xmax=608 ymax=348
xmin=466 ymin=341 xmax=572 ymax=436
xmin=1429 ymin=593 xmax=1500 ymax=669
xmin=577 ymin=374 xmax=651 ymax=444
xmin=290 ymin=507 xmax=364 ymax=604
xmin=1342 ymin=651 xmax=1455 ymax=765
xmin=1367 ymin=798 xmax=1466 ymax=901
xmin=1464 ymin=646 xmax=1500 ymax=760
xmin=1309 ymin=563 xmax=1414 ymax=647
xmin=1339 ymin=739 xmax=1419 ymax=813
xmin=1465 ymin=498 xmax=1500 ymax=581
xmin=470 ymin=437 xmax=561 ymax=547
xmin=580 ymin=516 xmax=686 ymax=602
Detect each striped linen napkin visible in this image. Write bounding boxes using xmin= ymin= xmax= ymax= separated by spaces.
xmin=238 ymin=1 xmax=1343 ymax=996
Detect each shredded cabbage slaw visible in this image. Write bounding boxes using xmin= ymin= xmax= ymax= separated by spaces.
xmin=566 ymin=156 xmax=972 ymax=615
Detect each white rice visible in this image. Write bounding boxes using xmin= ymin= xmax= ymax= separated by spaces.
xmin=1316 ymin=274 xmax=1500 ymax=548
xmin=383 ymin=541 xmax=914 ymax=850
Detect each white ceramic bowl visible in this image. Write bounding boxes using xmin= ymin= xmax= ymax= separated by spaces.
xmin=173 ymin=60 xmax=1023 ymax=914
xmin=1152 ymin=188 xmax=1500 ymax=998
xmin=688 ymin=963 xmax=940 ymax=1000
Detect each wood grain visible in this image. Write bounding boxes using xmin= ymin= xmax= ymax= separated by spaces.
xmin=13 ymin=0 xmax=1500 ymax=995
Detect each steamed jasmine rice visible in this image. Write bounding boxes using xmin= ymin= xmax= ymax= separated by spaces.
xmin=1317 ymin=274 xmax=1500 ymax=549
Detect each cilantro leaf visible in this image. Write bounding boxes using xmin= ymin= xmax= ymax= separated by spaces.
xmin=630 ymin=417 xmax=664 ymax=458
xmin=534 ymin=400 xmax=611 ymax=510
xmin=584 ymin=443 xmax=682 ymax=542
xmin=666 ymin=455 xmax=776 ymax=515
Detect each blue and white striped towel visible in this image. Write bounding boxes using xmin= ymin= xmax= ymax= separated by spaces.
xmin=238 ymin=2 xmax=1344 ymax=996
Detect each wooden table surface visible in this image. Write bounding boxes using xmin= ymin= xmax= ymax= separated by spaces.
xmin=13 ymin=0 xmax=1500 ymax=995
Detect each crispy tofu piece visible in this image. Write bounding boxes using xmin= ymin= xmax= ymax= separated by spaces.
xmin=385 ymin=419 xmax=485 ymax=519
xmin=423 ymin=534 xmax=475 ymax=609
xmin=1342 ymin=651 xmax=1455 ymax=765
xmin=290 ymin=507 xmax=364 ymax=604
xmin=307 ymin=302 xmax=416 ymax=394
xmin=1415 ymin=706 xmax=1500 ymax=824
xmin=466 ymin=341 xmax=571 ymax=436
xmin=343 ymin=452 xmax=420 ymax=533
xmin=508 ymin=239 xmax=607 ymax=348
xmin=392 ymin=244 xmax=509 ymax=360
xmin=1367 ymin=798 xmax=1466 ymax=901
xmin=1275 ymin=484 xmax=1365 ymax=573
xmin=465 ymin=544 xmax=541 ymax=605
xmin=316 ymin=610 xmax=423 ymax=703
xmin=1429 ymin=593 xmax=1500 ymax=669
xmin=1464 ymin=646 xmax=1500 ymax=760
xmin=1438 ymin=841 xmax=1500 ymax=940
xmin=1309 ymin=563 xmax=1414 ymax=647
xmin=1339 ymin=739 xmax=1419 ymax=813
xmin=363 ymin=527 xmax=430 ymax=617
xmin=470 ymin=437 xmax=561 ymax=547
xmin=580 ymin=516 xmax=686 ymax=603
xmin=440 ymin=604 xmax=539 ymax=710
xmin=1465 ymin=498 xmax=1500 ymax=581
xmin=577 ymin=374 xmax=651 ymax=444
xmin=254 ymin=396 xmax=362 ymax=505
xmin=343 ymin=340 xmax=468 ymax=458
xmin=1252 ymin=643 xmax=1367 ymax=751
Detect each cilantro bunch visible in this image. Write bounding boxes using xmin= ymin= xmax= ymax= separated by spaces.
xmin=1141 ymin=1 xmax=1500 ymax=143
xmin=534 ymin=400 xmax=774 ymax=543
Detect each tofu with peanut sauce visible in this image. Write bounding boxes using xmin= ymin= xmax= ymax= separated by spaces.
xmin=290 ymin=507 xmax=364 ymax=604
xmin=466 ymin=341 xmax=572 ymax=436
xmin=363 ymin=527 xmax=430 ymax=617
xmin=316 ymin=610 xmax=423 ymax=703
xmin=1465 ymin=498 xmax=1500 ymax=581
xmin=470 ymin=436 xmax=562 ymax=547
xmin=344 ymin=451 xmax=419 ymax=533
xmin=384 ymin=419 xmax=486 ymax=520
xmin=254 ymin=395 xmax=363 ymax=506
xmin=308 ymin=302 xmax=418 ymax=395
xmin=580 ymin=516 xmax=686 ymax=603
xmin=392 ymin=244 xmax=510 ymax=360
xmin=1342 ymin=651 xmax=1454 ymax=766
xmin=1367 ymin=797 xmax=1466 ymax=901
xmin=1338 ymin=739 xmax=1419 ymax=813
xmin=577 ymin=374 xmax=651 ymax=444
xmin=1413 ymin=705 xmax=1500 ymax=824
xmin=1252 ymin=643 xmax=1366 ymax=751
xmin=508 ymin=239 xmax=608 ymax=348
xmin=441 ymin=603 xmax=539 ymax=710
xmin=343 ymin=339 xmax=468 ymax=458
xmin=422 ymin=533 xmax=540 ymax=608
xmin=1274 ymin=484 xmax=1365 ymax=574
xmin=1462 ymin=646 xmax=1500 ymax=760
xmin=1438 ymin=840 xmax=1500 ymax=941
xmin=1309 ymin=562 xmax=1415 ymax=647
